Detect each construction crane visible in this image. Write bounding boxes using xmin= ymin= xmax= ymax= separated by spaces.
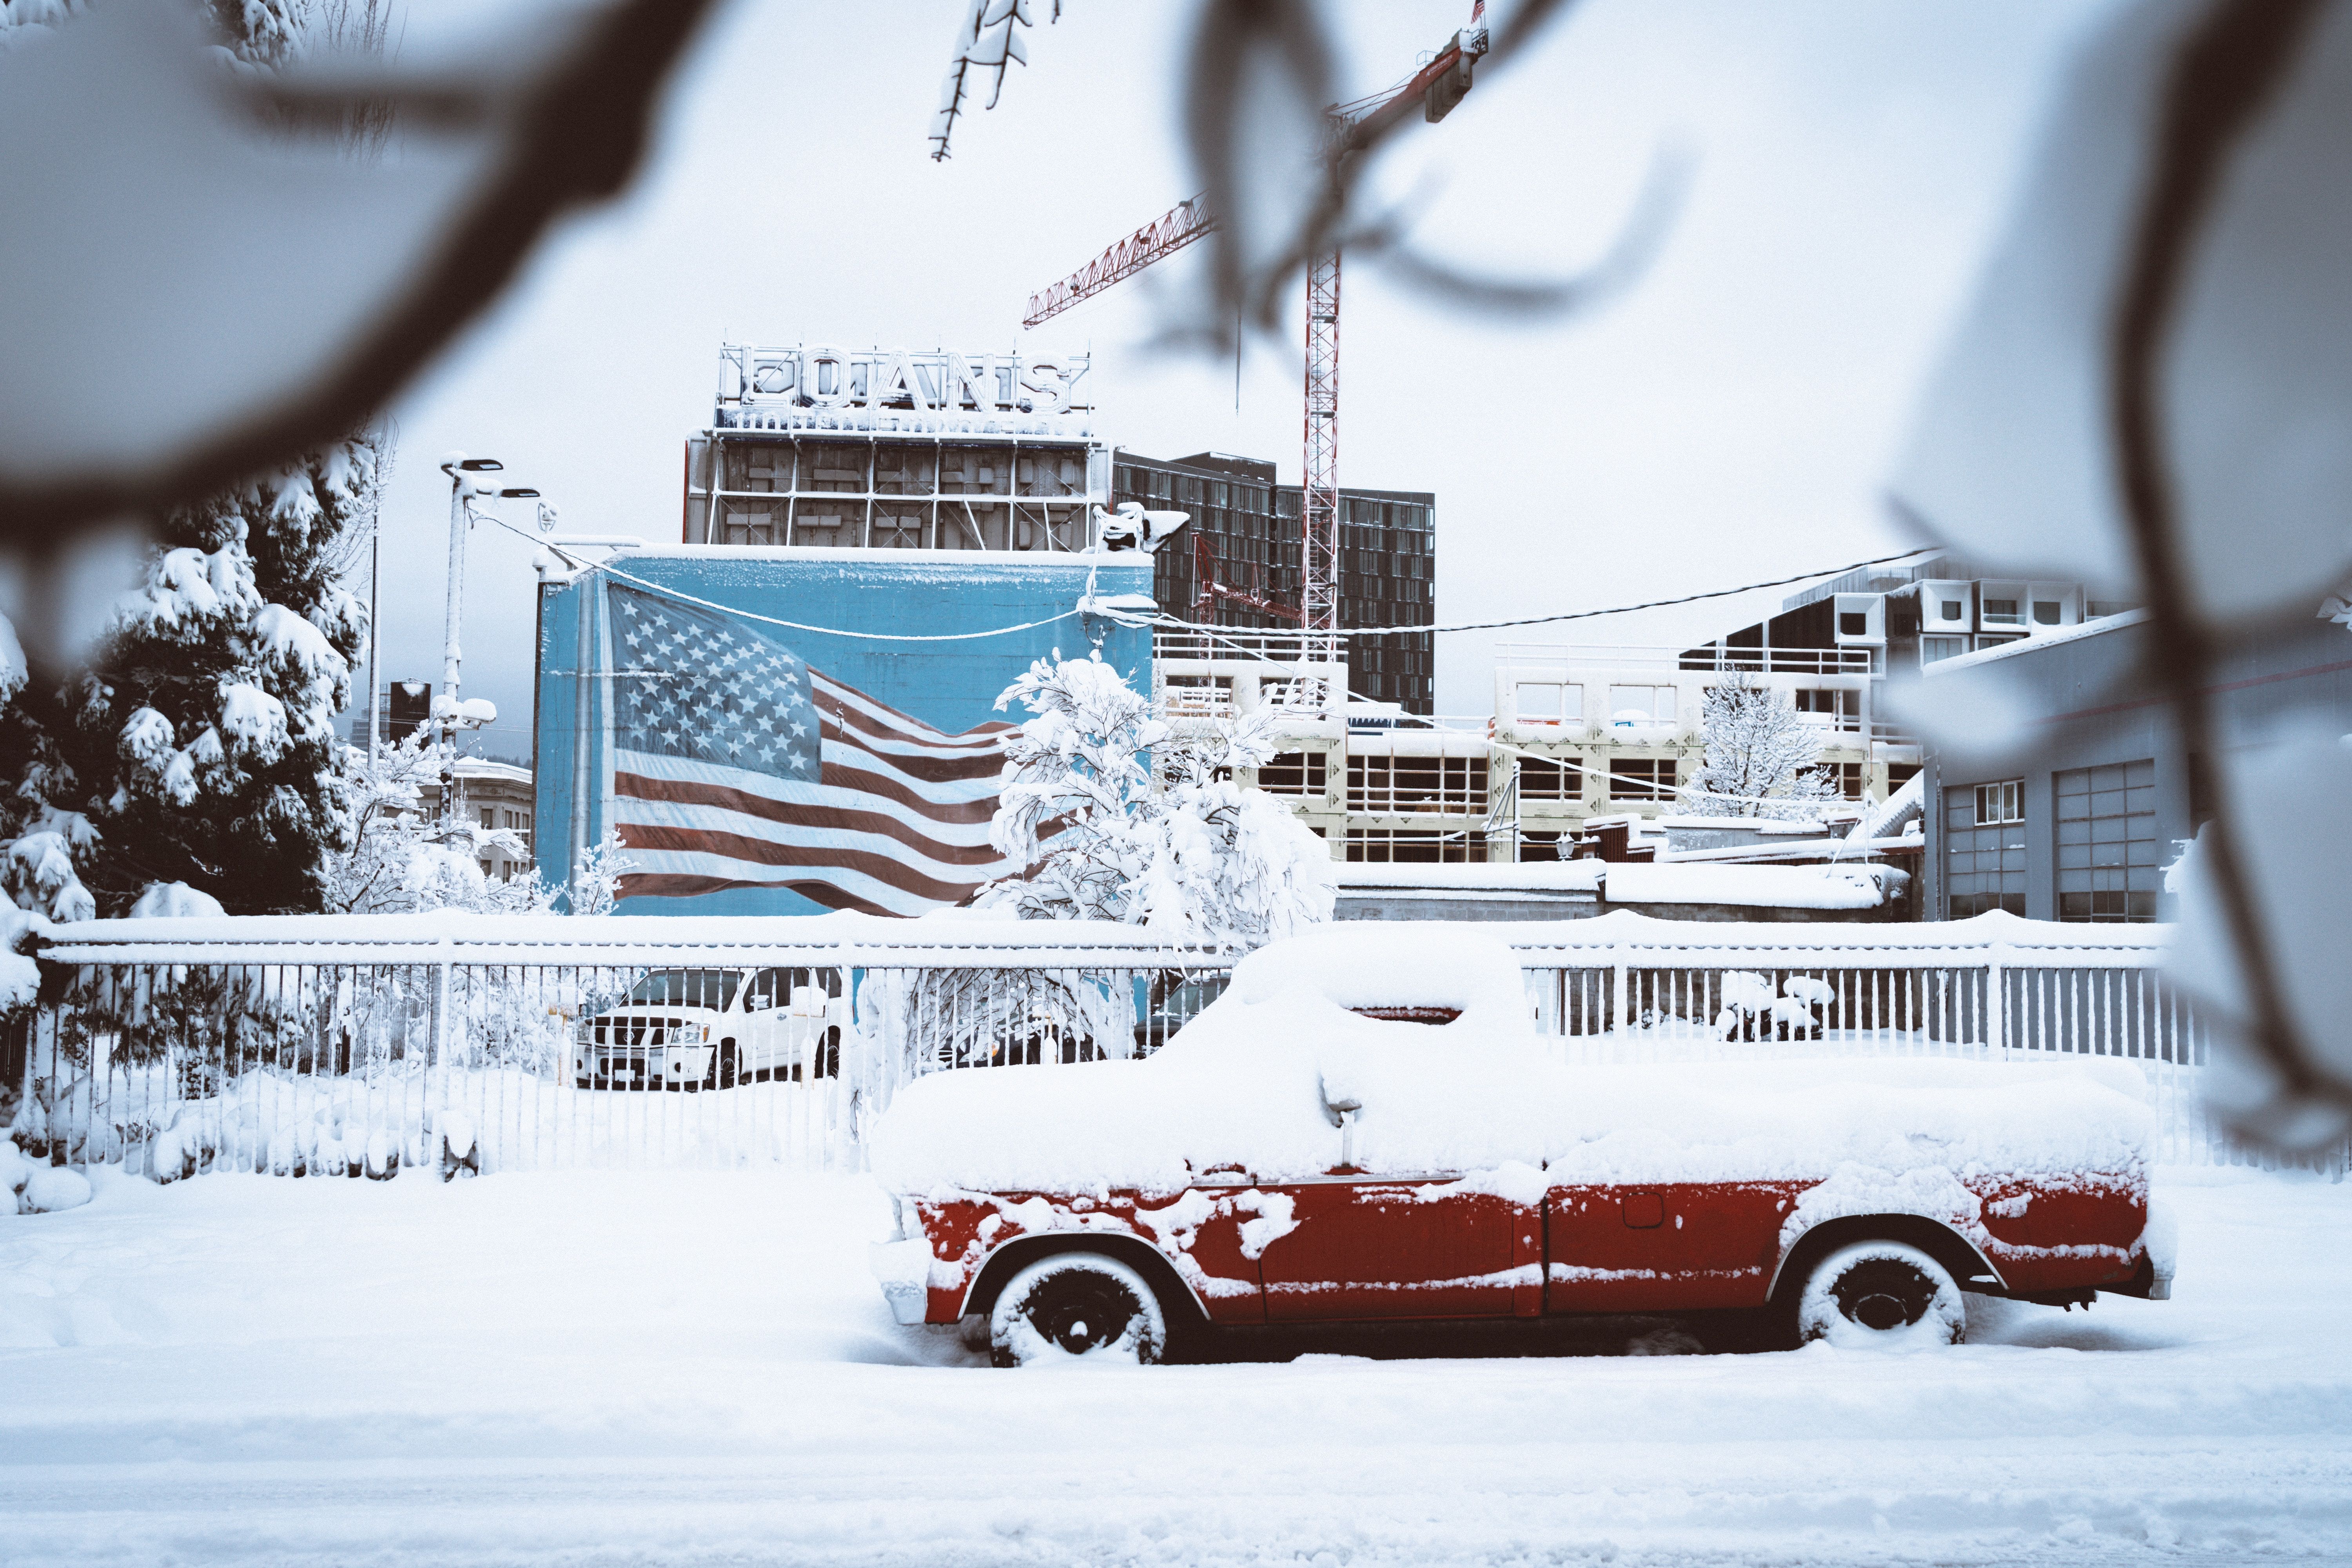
xmin=1024 ymin=4 xmax=1490 ymax=652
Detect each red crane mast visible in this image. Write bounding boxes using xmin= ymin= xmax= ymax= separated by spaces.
xmin=1022 ymin=5 xmax=1488 ymax=650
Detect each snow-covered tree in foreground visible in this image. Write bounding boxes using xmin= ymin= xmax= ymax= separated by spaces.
xmin=985 ymin=650 xmax=1336 ymax=947
xmin=868 ymin=653 xmax=1334 ymax=1086
xmin=0 ymin=448 xmax=375 ymax=919
xmin=1679 ymin=671 xmax=1840 ymax=820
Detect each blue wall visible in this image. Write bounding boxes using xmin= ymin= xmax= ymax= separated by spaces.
xmin=535 ymin=549 xmax=1154 ymax=915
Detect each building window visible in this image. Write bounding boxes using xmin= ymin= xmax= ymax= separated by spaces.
xmin=1838 ymin=612 xmax=1868 ymax=636
xmin=1345 ymin=828 xmax=1486 ymax=863
xmin=1607 ymin=686 xmax=1675 ymax=725
xmin=1887 ymin=762 xmax=1920 ymax=791
xmin=1833 ymin=762 xmax=1864 ymax=801
xmin=2057 ymin=759 xmax=2159 ymax=923
xmin=1793 ymin=688 xmax=1860 ymax=730
xmin=1514 ymin=682 xmax=1581 ymax=725
xmin=1161 ymin=675 xmax=1232 ymax=716
xmin=1921 ymin=635 xmax=1967 ymax=664
xmin=1947 ymin=778 xmax=2026 ymax=918
xmin=479 ymin=807 xmax=495 ymax=829
xmin=1608 ymin=758 xmax=1675 ymax=802
xmin=1981 ymin=597 xmax=2022 ymax=626
xmin=1973 ymin=780 xmax=2023 ymax=825
xmin=1256 ymin=752 xmax=1327 ymax=797
xmin=1936 ymin=599 xmax=1967 ymax=623
xmin=1348 ymin=753 xmax=1485 ymax=815
xmin=2087 ymin=600 xmax=2132 ymax=619
xmin=1516 ymin=757 xmax=1577 ymax=801
xmin=2032 ymin=600 xmax=2062 ymax=626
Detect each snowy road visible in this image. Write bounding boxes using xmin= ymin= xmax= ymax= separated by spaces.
xmin=4 ymin=1166 xmax=2349 ymax=1566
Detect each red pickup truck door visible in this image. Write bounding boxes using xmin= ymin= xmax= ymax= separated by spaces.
xmin=1253 ymin=1180 xmax=1534 ymax=1321
xmin=1545 ymin=1182 xmax=1795 ymax=1313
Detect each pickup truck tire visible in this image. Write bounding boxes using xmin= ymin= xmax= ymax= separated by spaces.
xmin=711 ymin=1042 xmax=739 ymax=1090
xmin=988 ymin=1252 xmax=1168 ymax=1369
xmin=1791 ymin=1240 xmax=1966 ymax=1349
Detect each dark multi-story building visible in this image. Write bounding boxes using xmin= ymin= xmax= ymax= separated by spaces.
xmin=1109 ymin=449 xmax=1436 ymax=714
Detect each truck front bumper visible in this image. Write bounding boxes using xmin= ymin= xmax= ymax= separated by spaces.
xmin=869 ymin=1238 xmax=934 ymax=1326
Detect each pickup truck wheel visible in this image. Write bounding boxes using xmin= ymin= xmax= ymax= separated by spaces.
xmin=1793 ymin=1241 xmax=1965 ymax=1349
xmin=712 ymin=1042 xmax=738 ymax=1090
xmin=989 ymin=1253 xmax=1167 ymax=1369
xmin=812 ymin=1027 xmax=841 ymax=1080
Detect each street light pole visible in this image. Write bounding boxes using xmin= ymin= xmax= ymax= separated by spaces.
xmin=438 ymin=454 xmax=503 ymax=818
xmin=366 ymin=522 xmax=381 ymax=756
xmin=434 ymin=453 xmax=539 ymax=820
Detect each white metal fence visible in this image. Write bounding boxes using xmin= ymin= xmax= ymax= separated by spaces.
xmin=8 ymin=912 xmax=2341 ymax=1181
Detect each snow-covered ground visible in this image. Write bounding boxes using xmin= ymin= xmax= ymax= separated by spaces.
xmin=3 ymin=1165 xmax=2349 ymax=1567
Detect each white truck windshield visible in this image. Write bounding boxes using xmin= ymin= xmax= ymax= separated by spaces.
xmin=625 ymin=969 xmax=741 ymax=1010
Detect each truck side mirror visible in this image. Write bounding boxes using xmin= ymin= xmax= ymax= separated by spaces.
xmin=1319 ymin=1077 xmax=1363 ymax=1171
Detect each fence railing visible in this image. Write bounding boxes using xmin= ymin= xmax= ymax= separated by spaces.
xmin=1496 ymin=643 xmax=1877 ymax=676
xmin=9 ymin=911 xmax=2341 ymax=1181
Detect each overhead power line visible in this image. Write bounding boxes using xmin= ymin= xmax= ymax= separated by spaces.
xmin=1334 ymin=549 xmax=1933 ymax=637
xmin=498 ymin=512 xmax=1927 ymax=648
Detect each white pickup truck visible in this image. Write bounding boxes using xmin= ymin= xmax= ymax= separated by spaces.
xmin=571 ymin=965 xmax=849 ymax=1090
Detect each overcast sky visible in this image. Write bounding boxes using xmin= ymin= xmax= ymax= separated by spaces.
xmin=367 ymin=0 xmax=2119 ymax=757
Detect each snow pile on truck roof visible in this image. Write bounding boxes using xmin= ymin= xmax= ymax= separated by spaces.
xmin=1225 ymin=924 xmax=1537 ymax=1020
xmin=867 ymin=926 xmax=2154 ymax=1199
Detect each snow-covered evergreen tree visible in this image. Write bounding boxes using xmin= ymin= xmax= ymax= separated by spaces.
xmin=0 ymin=445 xmax=376 ymax=916
xmin=1678 ymin=671 xmax=1840 ymax=820
xmin=985 ymin=650 xmax=1336 ymax=947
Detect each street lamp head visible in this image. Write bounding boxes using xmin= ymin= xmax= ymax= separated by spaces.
xmin=497 ymin=487 xmax=540 ymax=499
xmin=458 ymin=457 xmax=504 ymax=472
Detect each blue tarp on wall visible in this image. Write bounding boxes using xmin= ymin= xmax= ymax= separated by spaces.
xmin=535 ymin=549 xmax=1154 ymax=916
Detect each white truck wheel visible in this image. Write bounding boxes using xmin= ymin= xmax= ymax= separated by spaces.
xmin=989 ymin=1252 xmax=1167 ymax=1369
xmin=1795 ymin=1240 xmax=1966 ymax=1349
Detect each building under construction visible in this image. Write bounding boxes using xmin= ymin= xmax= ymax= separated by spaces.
xmin=1110 ymin=450 xmax=1436 ymax=714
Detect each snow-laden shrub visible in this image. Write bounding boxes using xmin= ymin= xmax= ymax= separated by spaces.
xmin=983 ymin=650 xmax=1336 ymax=945
xmin=1713 ymin=971 xmax=1834 ymax=1043
xmin=1680 ymin=672 xmax=1841 ymax=820
xmin=870 ymin=652 xmax=1332 ymax=1088
xmin=323 ymin=731 xmax=635 ymax=919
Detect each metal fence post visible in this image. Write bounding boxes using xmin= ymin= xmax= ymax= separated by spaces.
xmin=1987 ymin=942 xmax=2008 ymax=1054
xmin=1613 ymin=945 xmax=1632 ymax=1038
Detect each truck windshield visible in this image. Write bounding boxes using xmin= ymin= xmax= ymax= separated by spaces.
xmin=625 ymin=969 xmax=740 ymax=1010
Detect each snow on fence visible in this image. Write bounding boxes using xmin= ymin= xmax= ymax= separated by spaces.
xmin=8 ymin=910 xmax=2342 ymax=1181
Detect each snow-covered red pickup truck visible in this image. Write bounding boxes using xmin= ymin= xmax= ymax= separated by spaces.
xmin=868 ymin=928 xmax=2172 ymax=1366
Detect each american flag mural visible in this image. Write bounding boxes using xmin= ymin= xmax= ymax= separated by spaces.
xmin=604 ymin=585 xmax=1016 ymax=915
